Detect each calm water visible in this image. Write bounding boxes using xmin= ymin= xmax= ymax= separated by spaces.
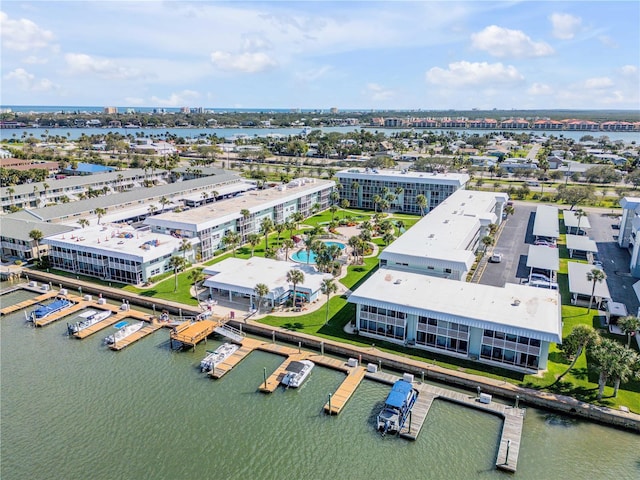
xmin=1 ymin=288 xmax=638 ymax=480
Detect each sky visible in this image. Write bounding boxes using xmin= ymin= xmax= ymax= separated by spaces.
xmin=1 ymin=1 xmax=639 ymax=110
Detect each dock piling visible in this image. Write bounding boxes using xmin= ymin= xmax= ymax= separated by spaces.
xmin=328 ymin=393 xmax=332 ymax=415
xmin=263 ymin=367 xmax=267 ymax=390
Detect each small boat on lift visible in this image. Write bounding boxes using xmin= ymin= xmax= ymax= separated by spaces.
xmin=200 ymin=343 xmax=239 ymax=372
xmin=104 ymin=321 xmax=144 ymax=345
xmin=67 ymin=309 xmax=112 ymax=335
xmin=376 ymin=379 xmax=419 ymax=435
xmin=30 ymin=296 xmax=73 ymax=320
xmin=281 ymin=360 xmax=314 ymax=388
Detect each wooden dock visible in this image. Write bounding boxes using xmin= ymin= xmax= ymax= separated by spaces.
xmin=34 ymin=302 xmax=85 ymax=327
xmin=169 ymin=320 xmax=219 ymax=349
xmin=0 ymin=290 xmax=57 ymax=316
xmin=109 ymin=322 xmax=162 ymax=351
xmin=258 ymin=353 xmax=308 ymax=393
xmin=367 ymin=371 xmax=524 ymax=472
xmin=209 ymin=337 xmax=262 ymax=379
xmin=323 ymin=365 xmax=367 ymax=415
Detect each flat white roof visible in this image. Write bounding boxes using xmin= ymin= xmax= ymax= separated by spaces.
xmin=562 ymin=210 xmax=591 ymax=230
xmin=567 ymin=262 xmax=611 ymax=300
xmin=526 ymin=245 xmax=560 ymax=271
xmin=180 ymin=181 xmax=256 ymax=202
xmin=380 ymin=189 xmax=506 ymax=270
xmin=336 ymin=168 xmax=469 ymax=187
xmin=565 ymin=234 xmax=598 ymax=253
xmin=348 ymin=268 xmax=562 ymax=343
xmin=145 ymin=178 xmax=334 ymax=232
xmin=202 ymin=257 xmax=331 ymax=297
xmin=533 ymin=205 xmax=559 ymax=238
xmin=44 ymin=224 xmax=185 ymax=263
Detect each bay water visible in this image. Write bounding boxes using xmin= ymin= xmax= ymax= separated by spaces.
xmin=1 ymin=289 xmax=638 ymax=479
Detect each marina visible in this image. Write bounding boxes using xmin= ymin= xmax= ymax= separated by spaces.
xmin=200 ymin=342 xmax=240 ymax=372
xmin=0 ymin=283 xmax=638 ymax=479
xmin=108 ymin=322 xmax=162 ymax=351
xmin=67 ymin=309 xmax=112 ymax=335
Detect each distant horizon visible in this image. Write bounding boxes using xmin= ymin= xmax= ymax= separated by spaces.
xmin=2 ymin=105 xmax=639 ymax=114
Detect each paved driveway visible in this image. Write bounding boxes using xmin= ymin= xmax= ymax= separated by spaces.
xmin=587 ymin=211 xmax=639 ymax=315
xmin=480 ymin=204 xmax=536 ymax=287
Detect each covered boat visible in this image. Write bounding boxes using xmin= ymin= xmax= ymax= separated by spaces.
xmin=200 ymin=343 xmax=239 ymax=372
xmin=31 ymin=297 xmax=73 ymax=320
xmin=67 ymin=309 xmax=112 ymax=335
xmin=376 ymin=379 xmax=419 ymax=435
xmin=104 ymin=321 xmax=144 ymax=345
xmin=281 ymin=360 xmax=314 ymax=388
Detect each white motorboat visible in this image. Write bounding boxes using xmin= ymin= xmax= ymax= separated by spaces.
xmin=200 ymin=343 xmax=239 ymax=372
xmin=104 ymin=321 xmax=144 ymax=345
xmin=376 ymin=379 xmax=419 ymax=435
xmin=281 ymin=360 xmax=314 ymax=388
xmin=67 ymin=309 xmax=112 ymax=335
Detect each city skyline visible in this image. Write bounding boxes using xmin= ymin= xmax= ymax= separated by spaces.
xmin=1 ymin=1 xmax=639 ymax=110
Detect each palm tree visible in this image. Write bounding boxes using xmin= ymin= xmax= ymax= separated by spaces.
xmin=291 ymin=212 xmax=304 ymax=231
xmin=274 ymin=222 xmax=285 ymax=244
xmin=78 ymin=218 xmax=90 ymax=229
xmin=94 ymin=207 xmax=106 ymax=225
xmin=303 ymin=234 xmax=316 ymax=265
xmin=416 ymin=194 xmax=427 ymax=216
xmin=348 ymin=235 xmax=362 ymax=264
xmin=254 ymin=283 xmax=270 ymax=314
xmin=382 ymin=232 xmax=395 ymax=246
xmin=320 ymin=278 xmax=338 ymax=325
xmin=168 ymin=256 xmax=187 ymax=292
xmin=159 ymin=196 xmax=170 ymax=212
xmin=618 ymin=315 xmax=640 ymax=348
xmin=211 ymin=190 xmax=219 ymax=202
xmin=481 ymin=235 xmax=495 ymax=254
xmin=609 ymin=346 xmax=640 ymax=397
xmin=28 ymin=229 xmax=44 ymax=263
xmin=7 ymin=187 xmax=15 ymax=208
xmin=284 ymin=219 xmax=295 ymax=238
xmin=222 ymin=231 xmax=240 ymax=257
xmin=247 ymin=233 xmax=261 ymax=257
xmin=574 ymin=208 xmax=587 ymax=235
xmin=330 ymin=204 xmax=339 ymax=222
xmin=589 ymin=338 xmax=636 ymax=399
xmin=586 ymin=268 xmax=607 ymax=312
xmin=372 ymin=194 xmax=382 ymax=213
xmin=179 ymin=238 xmax=192 ymax=260
xmin=260 ymin=217 xmax=274 ymax=249
xmin=340 ymin=198 xmax=350 ymax=217
xmin=286 ymin=269 xmax=305 ymax=308
xmin=282 ymin=238 xmax=295 ymax=260
xmin=189 ymin=268 xmax=205 ymax=299
xmin=148 ymin=204 xmax=158 ymax=215
xmin=553 ymin=325 xmax=600 ymax=385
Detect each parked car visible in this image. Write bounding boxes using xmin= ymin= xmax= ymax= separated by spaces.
xmin=490 ymin=253 xmax=503 ymax=263
xmin=593 ymin=260 xmax=603 ymax=268
xmin=530 ymin=273 xmax=552 ymax=283
xmin=523 ymin=279 xmax=559 ymax=290
xmin=534 ymin=240 xmax=557 ymax=248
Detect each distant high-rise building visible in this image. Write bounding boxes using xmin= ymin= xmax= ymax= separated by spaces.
xmin=103 ymin=106 xmax=118 ymax=114
xmin=180 ymin=107 xmax=191 ymax=114
xmin=330 ymin=107 xmax=339 ymax=114
xmin=192 ymin=107 xmax=205 ymax=114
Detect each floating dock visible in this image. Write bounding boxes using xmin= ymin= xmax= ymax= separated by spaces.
xmin=0 ymin=290 xmax=57 ymax=316
xmin=368 ymin=371 xmax=524 ymax=472
xmin=259 ymin=353 xmax=308 ymax=393
xmin=34 ymin=302 xmax=85 ymax=327
xmin=109 ymin=322 xmax=163 ymax=351
xmin=323 ymin=364 xmax=367 ymax=415
xmin=209 ymin=337 xmax=262 ymax=379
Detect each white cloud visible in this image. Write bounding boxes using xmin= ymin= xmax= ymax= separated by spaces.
xmin=210 ymin=51 xmax=278 ymax=73
xmin=22 ymin=55 xmax=49 ymax=65
xmin=620 ymin=65 xmax=639 ymax=77
xmin=527 ymin=83 xmax=554 ymax=96
xmin=0 ymin=12 xmax=55 ymax=51
xmin=150 ymin=90 xmax=201 ymax=107
xmin=4 ymin=68 xmax=56 ymax=92
xmin=598 ymin=35 xmax=618 ymax=48
xmin=549 ymin=13 xmax=582 ymax=40
xmin=364 ymin=83 xmax=395 ymax=101
xmin=471 ymin=25 xmax=554 ymax=58
xmin=295 ymin=65 xmax=332 ymax=82
xmin=64 ymin=53 xmax=144 ymax=80
xmin=426 ymin=61 xmax=524 ymax=87
xmin=583 ymin=77 xmax=614 ymax=89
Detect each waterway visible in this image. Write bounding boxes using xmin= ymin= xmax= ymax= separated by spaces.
xmin=2 ymin=125 xmax=639 ymax=143
xmin=1 ymin=288 xmax=638 ymax=480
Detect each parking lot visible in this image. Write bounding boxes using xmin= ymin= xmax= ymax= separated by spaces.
xmin=479 ymin=202 xmax=640 ymax=316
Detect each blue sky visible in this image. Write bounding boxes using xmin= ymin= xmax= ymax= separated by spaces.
xmin=1 ymin=1 xmax=639 ymax=110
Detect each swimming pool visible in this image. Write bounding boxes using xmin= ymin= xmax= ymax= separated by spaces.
xmin=291 ymin=241 xmax=345 ymax=264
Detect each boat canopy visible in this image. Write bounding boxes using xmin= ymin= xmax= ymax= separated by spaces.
xmin=385 ymin=380 xmax=414 ymax=409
